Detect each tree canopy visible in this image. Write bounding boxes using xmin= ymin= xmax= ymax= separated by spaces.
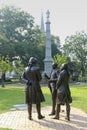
xmin=0 ymin=5 xmax=61 ymax=71
xmin=63 ymin=31 xmax=87 ymax=76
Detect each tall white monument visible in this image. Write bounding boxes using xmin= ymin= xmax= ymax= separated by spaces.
xmin=44 ymin=10 xmax=52 ymax=76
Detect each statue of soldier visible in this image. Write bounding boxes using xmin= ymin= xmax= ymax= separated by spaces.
xmin=45 ymin=62 xmax=59 ymax=115
xmin=22 ymin=57 xmax=45 ymax=120
xmin=53 ymin=63 xmax=72 ymax=121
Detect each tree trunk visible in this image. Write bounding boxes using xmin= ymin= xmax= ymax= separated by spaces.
xmin=1 ymin=73 xmax=5 ymax=87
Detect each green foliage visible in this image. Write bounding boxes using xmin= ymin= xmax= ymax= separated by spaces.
xmin=0 ymin=5 xmax=35 ymax=62
xmin=63 ymin=31 xmax=87 ymax=75
xmin=0 ymin=56 xmax=11 ymax=74
xmin=0 ymin=6 xmax=34 ymax=42
xmin=12 ymin=57 xmax=24 ymax=77
xmin=53 ymin=54 xmax=68 ymax=68
xmin=51 ymin=35 xmax=61 ymax=57
xmin=0 ymin=5 xmax=62 ymax=71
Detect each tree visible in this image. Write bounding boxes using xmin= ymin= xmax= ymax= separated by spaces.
xmin=0 ymin=56 xmax=11 ymax=87
xmin=0 ymin=34 xmax=15 ymax=59
xmin=0 ymin=5 xmax=62 ymax=71
xmin=0 ymin=6 xmax=34 ymax=43
xmin=63 ymin=31 xmax=87 ymax=76
xmin=12 ymin=56 xmax=24 ymax=79
xmin=53 ymin=54 xmax=68 ymax=68
xmin=0 ymin=6 xmax=45 ymax=68
xmin=51 ymin=35 xmax=61 ymax=57
xmin=0 ymin=5 xmax=35 ymax=61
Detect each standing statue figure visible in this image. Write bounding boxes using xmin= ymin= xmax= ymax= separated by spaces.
xmin=53 ymin=63 xmax=72 ymax=121
xmin=22 ymin=57 xmax=45 ymax=120
xmin=45 ymin=62 xmax=60 ymax=115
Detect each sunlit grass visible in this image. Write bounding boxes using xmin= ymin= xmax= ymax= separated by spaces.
xmin=0 ymin=85 xmax=87 ymax=114
xmin=70 ymin=86 xmax=87 ymax=113
xmin=0 ymin=86 xmax=25 ymax=113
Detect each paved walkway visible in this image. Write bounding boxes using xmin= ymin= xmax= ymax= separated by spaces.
xmin=0 ymin=106 xmax=87 ymax=130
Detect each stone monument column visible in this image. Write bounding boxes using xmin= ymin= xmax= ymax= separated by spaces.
xmin=44 ymin=10 xmax=52 ymax=76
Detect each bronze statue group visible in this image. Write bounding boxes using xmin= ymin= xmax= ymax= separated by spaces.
xmin=22 ymin=57 xmax=72 ymax=121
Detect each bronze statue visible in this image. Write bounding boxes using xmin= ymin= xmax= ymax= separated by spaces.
xmin=22 ymin=57 xmax=45 ymax=120
xmin=53 ymin=63 xmax=72 ymax=121
xmin=45 ymin=62 xmax=59 ymax=115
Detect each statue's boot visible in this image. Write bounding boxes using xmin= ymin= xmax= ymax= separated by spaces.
xmin=65 ymin=110 xmax=70 ymax=121
xmin=36 ymin=104 xmax=45 ymax=119
xmin=49 ymin=99 xmax=56 ymax=116
xmin=65 ymin=104 xmax=70 ymax=121
xmin=53 ymin=104 xmax=60 ymax=120
xmin=28 ymin=104 xmax=32 ymax=120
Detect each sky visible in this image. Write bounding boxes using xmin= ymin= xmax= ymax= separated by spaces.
xmin=0 ymin=0 xmax=87 ymax=44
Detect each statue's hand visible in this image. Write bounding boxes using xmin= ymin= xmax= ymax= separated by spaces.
xmin=27 ymin=80 xmax=32 ymax=86
xmin=44 ymin=73 xmax=47 ymax=77
xmin=49 ymin=79 xmax=53 ymax=83
xmin=44 ymin=73 xmax=50 ymax=79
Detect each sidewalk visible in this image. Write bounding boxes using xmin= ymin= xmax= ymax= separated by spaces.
xmin=0 ymin=106 xmax=87 ymax=130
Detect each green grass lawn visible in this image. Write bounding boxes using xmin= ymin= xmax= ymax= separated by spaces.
xmin=0 ymin=85 xmax=87 ymax=114
xmin=70 ymin=86 xmax=87 ymax=113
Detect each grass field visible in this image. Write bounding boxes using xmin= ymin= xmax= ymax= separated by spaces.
xmin=0 ymin=84 xmax=87 ymax=114
xmin=70 ymin=86 xmax=87 ymax=113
